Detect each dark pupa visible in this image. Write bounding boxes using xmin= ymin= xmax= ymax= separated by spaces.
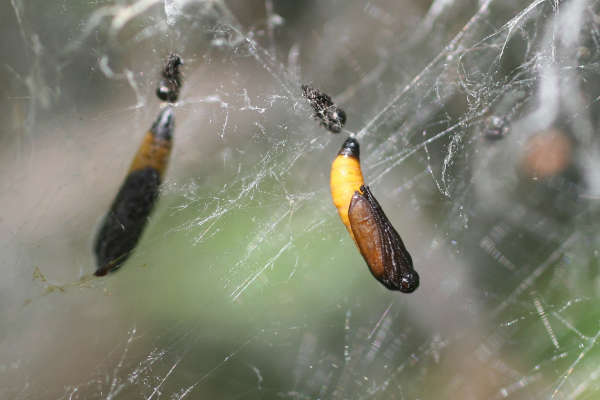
xmin=302 ymin=84 xmax=346 ymax=133
xmin=483 ymin=115 xmax=509 ymax=140
xmin=93 ymin=107 xmax=174 ymax=276
xmin=156 ymin=54 xmax=183 ymax=103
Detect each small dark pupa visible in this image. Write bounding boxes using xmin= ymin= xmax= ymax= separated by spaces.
xmin=302 ymin=84 xmax=346 ymax=133
xmin=483 ymin=115 xmax=509 ymax=140
xmin=156 ymin=54 xmax=183 ymax=103
xmin=94 ymin=107 xmax=175 ymax=276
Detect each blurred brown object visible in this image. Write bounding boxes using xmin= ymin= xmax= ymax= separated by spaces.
xmin=521 ymin=129 xmax=572 ymax=178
